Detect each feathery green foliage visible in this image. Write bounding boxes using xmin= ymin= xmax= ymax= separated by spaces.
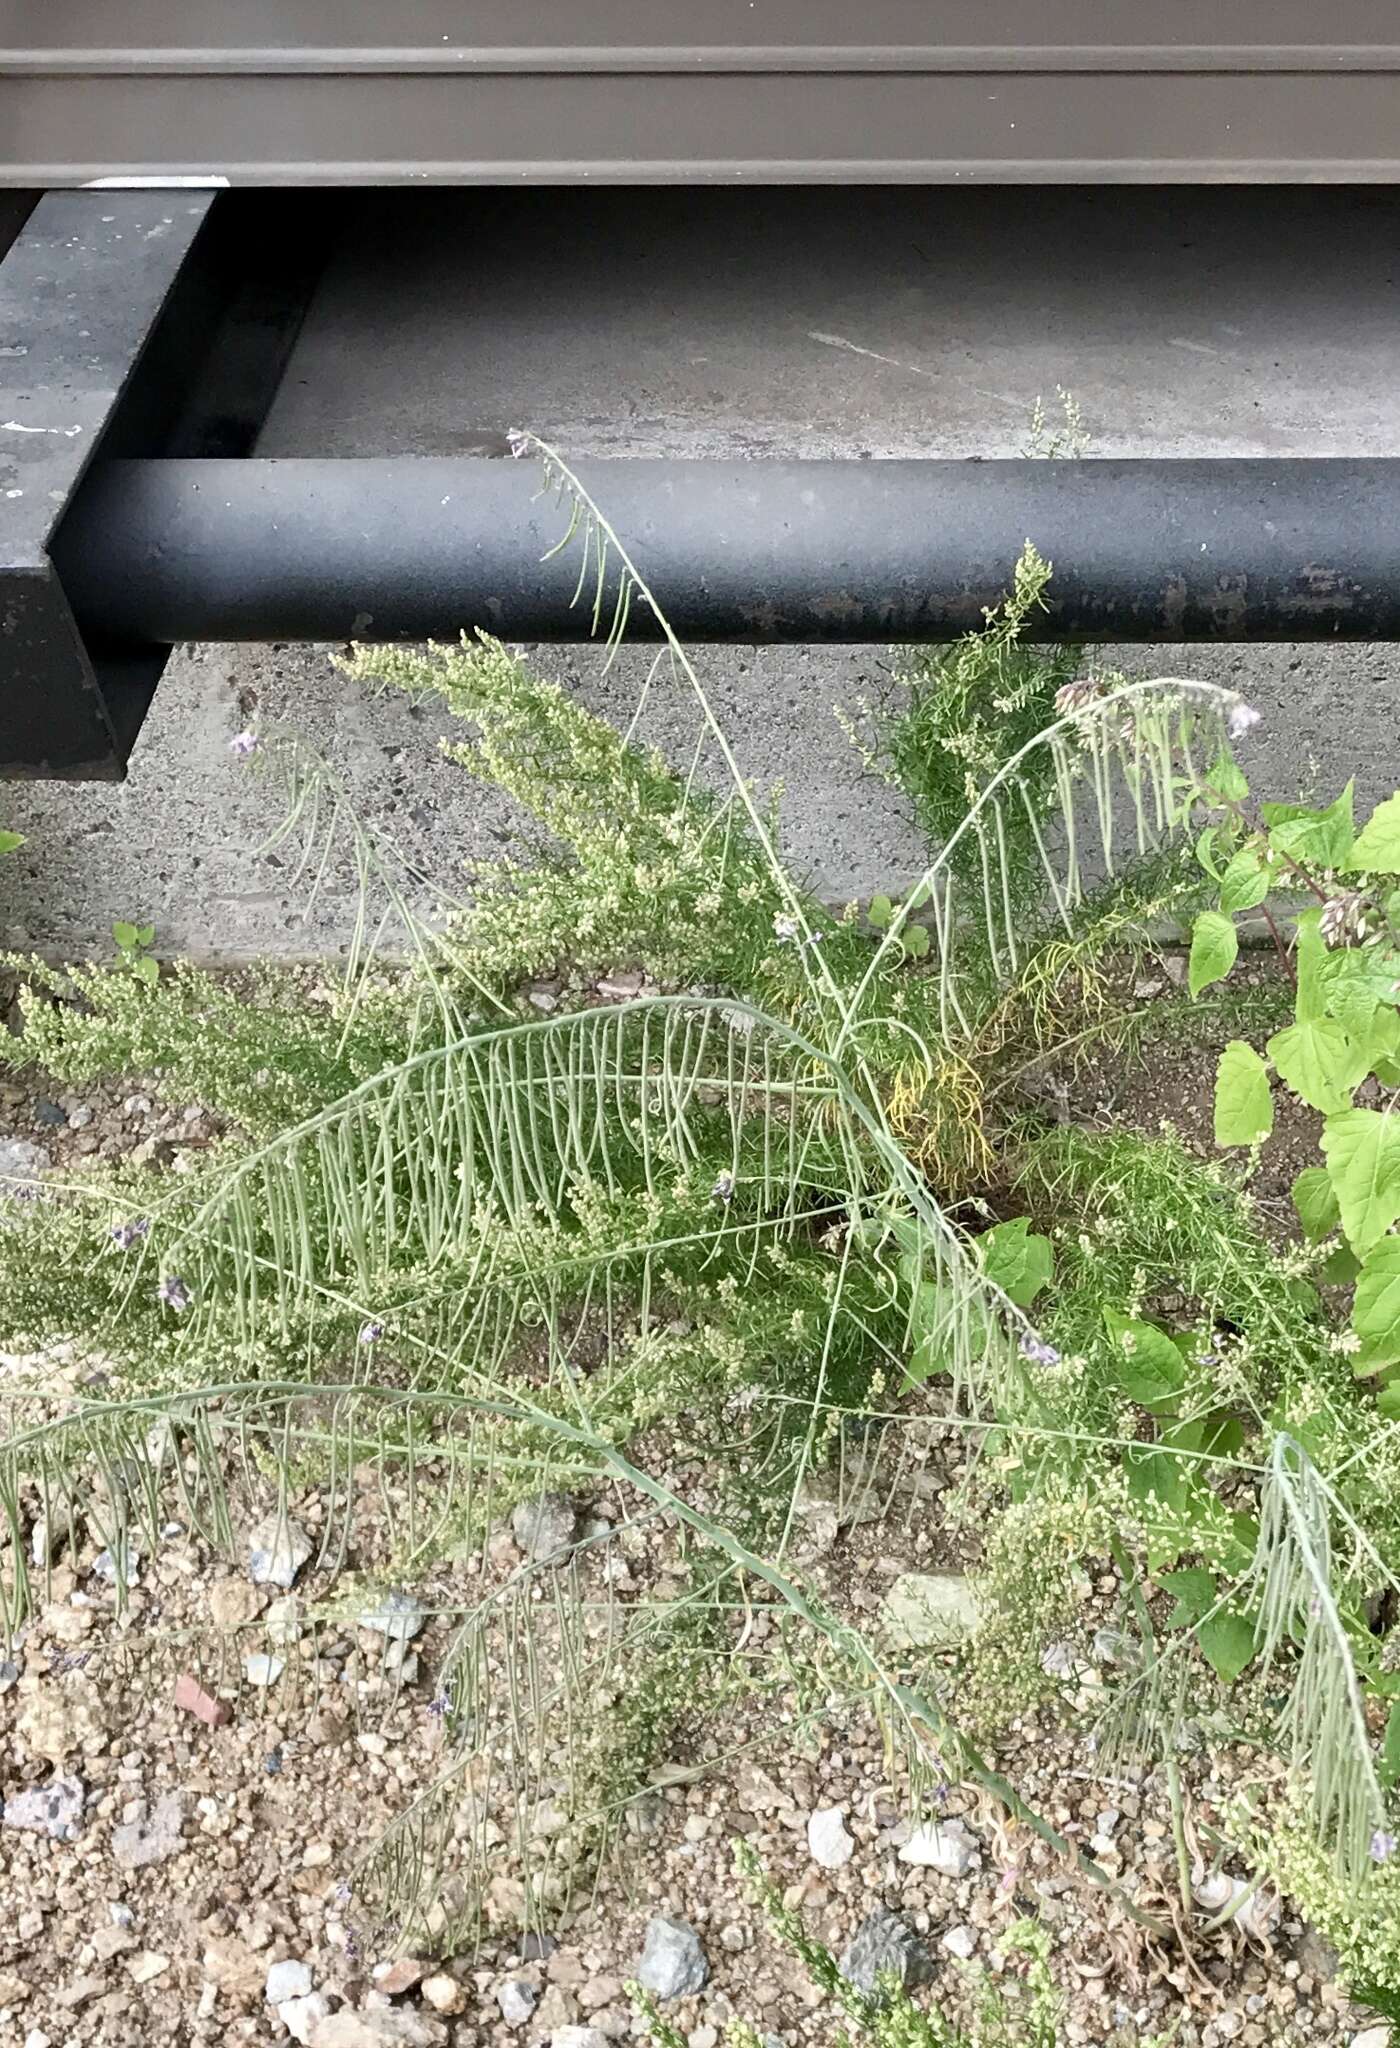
xmin=6 ymin=439 xmax=1400 ymax=1996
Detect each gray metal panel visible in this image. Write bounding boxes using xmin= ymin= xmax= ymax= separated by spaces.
xmin=10 ymin=71 xmax=1400 ymax=186
xmin=6 ymin=5 xmax=1400 ymax=184
xmin=10 ymin=3 xmax=1400 ymax=69
xmin=0 ymin=190 xmax=213 ymax=774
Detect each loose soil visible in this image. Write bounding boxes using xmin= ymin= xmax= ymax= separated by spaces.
xmin=0 ymin=956 xmax=1379 ymax=2048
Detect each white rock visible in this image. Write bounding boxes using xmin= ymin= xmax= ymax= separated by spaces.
xmin=806 ymin=1805 xmax=855 ymax=1869
xmin=550 ymin=2032 xmax=609 ymax=2048
xmin=1350 ymin=2030 xmax=1390 ymax=2048
xmin=419 ymin=1975 xmax=463 ymax=2015
xmin=247 ymin=1513 xmax=313 ymax=1589
xmin=880 ymin=1573 xmax=981 ymax=1650
xmin=511 ymin=1493 xmax=581 ymax=1562
xmin=357 ymin=1588 xmax=425 ymax=1645
xmin=942 ymin=1926 xmax=977 ymax=1961
xmin=496 ymin=1979 xmax=538 ymax=2026
xmin=264 ymin=1595 xmax=303 ymax=1645
xmin=266 ymin=1959 xmax=313 ymax=2004
xmin=243 ymin=1652 xmax=285 ymax=1688
xmin=280 ymin=1994 xmax=331 ymax=2045
xmin=898 ymin=1816 xmax=980 ymax=1876
xmin=0 ymin=1138 xmax=50 ymax=1190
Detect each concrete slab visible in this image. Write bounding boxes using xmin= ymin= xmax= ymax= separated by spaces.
xmin=3 ymin=187 xmax=1398 ymax=957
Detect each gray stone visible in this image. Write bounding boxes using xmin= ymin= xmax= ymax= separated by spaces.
xmin=264 ymin=1595 xmax=303 ymax=1645
xmin=265 ymin=1959 xmax=313 ymax=2004
xmin=243 ymin=1652 xmax=286 ymax=1688
xmin=511 ymin=1493 xmax=581 ymax=1563
xmin=879 ymin=1573 xmax=981 ymax=1651
xmin=496 ymin=1979 xmax=538 ymax=2027
xmin=92 ymin=1539 xmax=142 ymax=1587
xmin=520 ymin=1931 xmax=558 ymax=1962
xmin=898 ymin=1816 xmax=980 ymax=1877
xmin=806 ymin=1805 xmax=855 ymax=1870
xmin=548 ymin=2031 xmax=608 ymax=2048
xmin=308 ymin=2011 xmax=447 ymax=2048
xmin=280 ymin=1994 xmax=331 ymax=2045
xmin=247 ymin=1513 xmax=313 ymax=1590
xmin=357 ymin=1588 xmax=425 ymax=1645
xmin=0 ymin=1138 xmax=50 ymax=1191
xmin=0 ymin=1659 xmax=19 ymax=1695
xmin=111 ymin=1791 xmax=186 ymax=1869
xmin=635 ymin=1916 xmax=709 ymax=2000
xmin=2 ymin=1775 xmax=85 ymax=1841
xmin=839 ymin=1910 xmax=932 ymax=2000
xmin=942 ymin=1925 xmax=977 ymax=1961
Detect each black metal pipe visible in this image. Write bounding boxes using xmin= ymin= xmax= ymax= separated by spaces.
xmin=53 ymin=455 xmax=1400 ymax=644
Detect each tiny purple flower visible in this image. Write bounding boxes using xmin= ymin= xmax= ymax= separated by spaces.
xmin=333 ymin=1880 xmax=353 ymax=1907
xmin=426 ymin=1690 xmax=451 ymax=1719
xmin=1227 ymin=700 xmax=1262 ymax=741
xmin=358 ymin=1320 xmax=385 ymax=1346
xmin=712 ymin=1170 xmax=736 ymax=1206
xmin=110 ymin=1217 xmax=150 ymax=1251
xmin=229 ymin=730 xmax=261 ymax=759
xmin=1371 ymin=1829 xmax=1398 ymax=1864
xmin=1018 ymin=1332 xmax=1061 ymax=1367
xmin=157 ymin=1274 xmax=192 ymax=1312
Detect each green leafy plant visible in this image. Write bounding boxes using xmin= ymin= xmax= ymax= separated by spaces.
xmin=5 ymin=442 xmax=1400 ymax=2007
xmin=112 ymin=917 xmax=159 ymax=985
xmin=0 ymin=827 xmax=23 ymax=855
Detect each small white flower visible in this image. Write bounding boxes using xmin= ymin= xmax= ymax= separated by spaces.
xmin=773 ymin=912 xmax=800 ymax=943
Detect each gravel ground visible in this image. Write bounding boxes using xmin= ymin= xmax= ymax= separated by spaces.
xmin=0 ymin=966 xmax=1388 ymax=2048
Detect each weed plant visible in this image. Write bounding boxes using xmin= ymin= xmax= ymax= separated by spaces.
xmin=2 ymin=441 xmax=1400 ymax=2001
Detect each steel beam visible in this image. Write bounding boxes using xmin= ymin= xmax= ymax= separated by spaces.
xmin=53 ymin=454 xmax=1400 ymax=646
xmin=0 ymin=192 xmax=215 ymax=776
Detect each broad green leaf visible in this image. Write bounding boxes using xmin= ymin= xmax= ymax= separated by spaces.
xmin=1347 ymin=791 xmax=1400 ymax=874
xmin=112 ymin=920 xmax=139 ymax=950
xmin=1207 ymin=748 xmax=1249 ymax=802
xmin=901 ymin=1279 xmax=950 ymax=1391
xmin=1165 ymin=1412 xmax=1247 ymax=1461
xmin=867 ymin=894 xmax=893 ymax=930
xmin=1195 ymin=825 xmax=1222 ymax=880
xmin=901 ymin=924 xmax=930 ymax=960
xmin=1189 ymin=910 xmax=1238 ymax=999
xmin=1379 ymin=1380 xmax=1400 ymax=1421
xmin=1292 ymin=1165 xmax=1341 ymax=1243
xmin=1261 ymin=782 xmax=1355 ymax=868
xmin=977 ymin=1216 xmax=1053 ymax=1308
xmin=0 ymin=829 xmax=23 ymax=854
xmin=1214 ymin=1040 xmax=1273 ymax=1147
xmin=1218 ymin=846 xmax=1271 ymax=914
xmin=1159 ymin=1568 xmax=1216 ymax=1628
xmin=1103 ymin=1310 xmax=1187 ymax=1407
xmin=132 ymin=955 xmax=159 ymax=986
xmin=1320 ymin=948 xmax=1400 ymax=1028
xmin=1354 ymin=1237 xmax=1400 ymax=1365
xmin=1125 ymin=1445 xmax=1191 ymax=1515
xmin=1323 ymin=1108 xmax=1400 ymax=1253
xmin=1267 ymin=1018 xmax=1368 ymax=1115
xmin=1367 ymin=1008 xmax=1400 ymax=1071
xmin=1321 ymin=1243 xmax=1362 ymax=1286
xmin=135 ymin=924 xmax=155 ymax=948
xmin=1295 ymin=908 xmax=1327 ymax=1024
xmin=1197 ymin=1609 xmax=1258 ymax=1686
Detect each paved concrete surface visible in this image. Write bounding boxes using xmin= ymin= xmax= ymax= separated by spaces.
xmin=4 ymin=187 xmax=1400 ymax=957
